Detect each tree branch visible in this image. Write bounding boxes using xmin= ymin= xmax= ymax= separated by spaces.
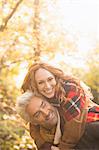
xmin=0 ymin=0 xmax=23 ymax=32
xmin=33 ymin=0 xmax=41 ymax=62
xmin=0 ymin=56 xmax=34 ymax=71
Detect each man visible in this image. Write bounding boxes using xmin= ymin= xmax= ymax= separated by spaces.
xmin=16 ymin=91 xmax=99 ymax=150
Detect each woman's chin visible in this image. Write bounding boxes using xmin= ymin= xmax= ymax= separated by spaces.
xmin=45 ymin=93 xmax=54 ymax=98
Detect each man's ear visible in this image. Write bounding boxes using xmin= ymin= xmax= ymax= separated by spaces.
xmin=33 ymin=123 xmax=38 ymax=125
xmin=32 ymin=122 xmax=38 ymax=125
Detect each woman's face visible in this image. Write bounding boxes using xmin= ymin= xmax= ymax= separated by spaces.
xmin=35 ymin=68 xmax=56 ymax=98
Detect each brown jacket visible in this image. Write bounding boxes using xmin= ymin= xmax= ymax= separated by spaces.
xmin=30 ymin=108 xmax=88 ymax=150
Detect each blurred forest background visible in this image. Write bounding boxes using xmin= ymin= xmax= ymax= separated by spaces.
xmin=0 ymin=0 xmax=99 ymax=149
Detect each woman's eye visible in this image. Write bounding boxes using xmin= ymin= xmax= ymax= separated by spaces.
xmin=38 ymin=81 xmax=44 ymax=85
xmin=48 ymin=78 xmax=53 ymax=81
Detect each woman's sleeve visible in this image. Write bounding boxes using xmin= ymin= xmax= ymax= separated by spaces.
xmin=80 ymin=81 xmax=94 ymax=100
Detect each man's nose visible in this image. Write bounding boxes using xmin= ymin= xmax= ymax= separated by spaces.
xmin=40 ymin=108 xmax=49 ymax=116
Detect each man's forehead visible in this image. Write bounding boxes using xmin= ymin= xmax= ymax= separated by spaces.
xmin=30 ymin=96 xmax=43 ymax=107
xmin=26 ymin=97 xmax=42 ymax=113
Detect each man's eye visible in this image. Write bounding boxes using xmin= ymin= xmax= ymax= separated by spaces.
xmin=41 ymin=101 xmax=46 ymax=108
xmin=34 ymin=111 xmax=41 ymax=118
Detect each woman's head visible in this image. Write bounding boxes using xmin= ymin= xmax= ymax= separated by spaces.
xmin=34 ymin=68 xmax=56 ymax=98
xmin=21 ymin=62 xmax=64 ymax=98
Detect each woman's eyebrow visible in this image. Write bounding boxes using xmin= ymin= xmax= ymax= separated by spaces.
xmin=38 ymin=79 xmax=43 ymax=82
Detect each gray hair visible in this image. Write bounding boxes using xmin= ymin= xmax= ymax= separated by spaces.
xmin=16 ymin=91 xmax=34 ymax=123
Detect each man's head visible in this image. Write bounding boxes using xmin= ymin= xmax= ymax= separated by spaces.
xmin=16 ymin=91 xmax=58 ymax=129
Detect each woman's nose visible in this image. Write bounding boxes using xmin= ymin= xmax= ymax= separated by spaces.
xmin=45 ymin=81 xmax=51 ymax=88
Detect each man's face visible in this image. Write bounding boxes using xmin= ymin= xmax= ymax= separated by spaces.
xmin=26 ymin=96 xmax=58 ymax=129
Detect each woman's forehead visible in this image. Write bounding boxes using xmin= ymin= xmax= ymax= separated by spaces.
xmin=35 ymin=68 xmax=54 ymax=79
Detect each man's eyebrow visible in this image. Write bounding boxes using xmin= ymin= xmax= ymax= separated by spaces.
xmin=32 ymin=101 xmax=43 ymax=117
xmin=40 ymin=100 xmax=44 ymax=107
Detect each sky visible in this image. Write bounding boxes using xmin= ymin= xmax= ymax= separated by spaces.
xmin=46 ymin=0 xmax=99 ymax=68
xmin=58 ymin=0 xmax=99 ymax=48
xmin=60 ymin=0 xmax=98 ymax=33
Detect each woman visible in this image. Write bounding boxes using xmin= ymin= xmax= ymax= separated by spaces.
xmin=21 ymin=62 xmax=99 ymax=149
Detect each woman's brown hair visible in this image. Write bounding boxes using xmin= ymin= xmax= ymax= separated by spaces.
xmin=21 ymin=62 xmax=80 ymax=100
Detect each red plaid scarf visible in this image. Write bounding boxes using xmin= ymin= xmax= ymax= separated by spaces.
xmin=87 ymin=106 xmax=99 ymax=122
xmin=56 ymin=81 xmax=99 ymax=122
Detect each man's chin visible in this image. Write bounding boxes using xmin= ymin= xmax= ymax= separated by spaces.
xmin=42 ymin=122 xmax=56 ymax=129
